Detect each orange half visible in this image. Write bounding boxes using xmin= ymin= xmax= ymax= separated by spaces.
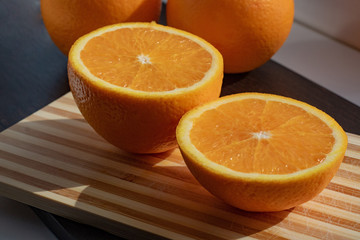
xmin=68 ymin=22 xmax=223 ymax=153
xmin=176 ymin=92 xmax=348 ymax=211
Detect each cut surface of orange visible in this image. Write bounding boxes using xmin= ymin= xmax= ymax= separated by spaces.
xmin=176 ymin=93 xmax=348 ymax=211
xmin=80 ymin=26 xmax=213 ymax=92
xmin=68 ymin=22 xmax=223 ymax=153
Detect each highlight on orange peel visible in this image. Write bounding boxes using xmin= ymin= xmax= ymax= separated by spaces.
xmin=166 ymin=0 xmax=294 ymax=73
xmin=68 ymin=22 xmax=223 ymax=154
xmin=176 ymin=92 xmax=348 ymax=212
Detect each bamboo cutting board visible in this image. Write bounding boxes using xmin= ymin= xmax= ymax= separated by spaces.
xmin=0 ymin=92 xmax=359 ymax=240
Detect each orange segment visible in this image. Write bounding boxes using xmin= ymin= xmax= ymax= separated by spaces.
xmin=80 ymin=27 xmax=213 ymax=91
xmin=190 ymin=98 xmax=335 ymax=174
xmin=176 ymin=92 xmax=348 ymax=211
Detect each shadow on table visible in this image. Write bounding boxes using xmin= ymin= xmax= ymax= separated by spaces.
xmin=7 ymin=118 xmax=292 ymax=239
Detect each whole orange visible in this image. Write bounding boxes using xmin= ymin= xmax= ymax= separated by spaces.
xmin=166 ymin=0 xmax=294 ymax=73
xmin=41 ymin=0 xmax=162 ymax=55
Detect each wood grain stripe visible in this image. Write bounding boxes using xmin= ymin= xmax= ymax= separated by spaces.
xmin=4 ymin=126 xmax=360 ymax=214
xmin=0 ymin=92 xmax=359 ymax=239
xmin=0 ymin=139 xmax=356 ymax=238
xmin=313 ymin=189 xmax=360 ymax=214
xmin=0 ymin=174 xmax=192 ymax=240
xmin=343 ymin=156 xmax=360 ymax=167
xmin=336 ymin=168 xmax=360 ymax=182
xmin=0 ymin=142 xmax=334 ymax=240
xmin=0 ymin=145 xmax=299 ymax=239
xmin=0 ymin=157 xmax=243 ymax=240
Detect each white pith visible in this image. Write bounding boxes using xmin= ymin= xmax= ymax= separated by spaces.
xmin=137 ymin=54 xmax=152 ymax=65
xmin=252 ymin=131 xmax=272 ymax=140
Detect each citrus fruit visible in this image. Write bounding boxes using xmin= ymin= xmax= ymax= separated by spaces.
xmin=68 ymin=22 xmax=223 ymax=154
xmin=176 ymin=92 xmax=348 ymax=212
xmin=40 ymin=0 xmax=162 ymax=55
xmin=166 ymin=0 xmax=294 ymax=73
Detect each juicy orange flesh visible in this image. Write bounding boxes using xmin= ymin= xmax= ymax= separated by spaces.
xmin=190 ymin=99 xmax=335 ymax=174
xmin=80 ymin=27 xmax=213 ymax=91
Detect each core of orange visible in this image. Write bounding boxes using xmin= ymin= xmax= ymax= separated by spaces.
xmin=68 ymin=22 xmax=223 ymax=154
xmin=176 ymin=93 xmax=348 ymax=212
xmin=41 ymin=0 xmax=162 ymax=55
xmin=166 ymin=0 xmax=294 ymax=73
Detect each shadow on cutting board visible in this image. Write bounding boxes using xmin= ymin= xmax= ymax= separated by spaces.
xmin=2 ymin=117 xmax=292 ymax=239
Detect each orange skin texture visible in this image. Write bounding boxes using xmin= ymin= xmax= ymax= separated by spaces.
xmin=68 ymin=61 xmax=223 ymax=154
xmin=41 ymin=0 xmax=162 ymax=55
xmin=180 ymin=147 xmax=344 ymax=212
xmin=166 ymin=0 xmax=294 ymax=73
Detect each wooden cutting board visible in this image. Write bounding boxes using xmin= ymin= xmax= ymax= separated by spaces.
xmin=0 ymin=92 xmax=359 ymax=240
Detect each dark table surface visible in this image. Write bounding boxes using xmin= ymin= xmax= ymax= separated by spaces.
xmin=1 ymin=0 xmax=360 ymax=239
